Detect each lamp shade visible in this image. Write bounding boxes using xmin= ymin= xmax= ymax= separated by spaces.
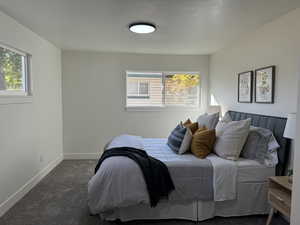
xmin=283 ymin=113 xmax=297 ymax=139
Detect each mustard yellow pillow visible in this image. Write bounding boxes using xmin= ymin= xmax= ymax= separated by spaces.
xmin=195 ymin=127 xmax=207 ymax=133
xmin=191 ymin=129 xmax=216 ymax=159
xmin=183 ymin=119 xmax=199 ymax=134
xmin=183 ymin=118 xmax=192 ymax=126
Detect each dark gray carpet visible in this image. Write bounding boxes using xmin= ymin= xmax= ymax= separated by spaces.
xmin=0 ymin=160 xmax=288 ymax=225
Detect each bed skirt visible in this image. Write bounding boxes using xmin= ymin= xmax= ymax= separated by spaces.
xmin=103 ymin=181 xmax=270 ymax=222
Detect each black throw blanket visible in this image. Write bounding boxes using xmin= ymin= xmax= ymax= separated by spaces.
xmin=94 ymin=147 xmax=175 ymax=207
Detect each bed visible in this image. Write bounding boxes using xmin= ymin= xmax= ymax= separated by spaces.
xmin=88 ymin=111 xmax=290 ymax=222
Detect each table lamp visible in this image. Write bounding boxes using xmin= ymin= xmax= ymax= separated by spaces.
xmin=283 ymin=113 xmax=297 ymax=183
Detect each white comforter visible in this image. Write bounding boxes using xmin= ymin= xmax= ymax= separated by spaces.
xmin=88 ymin=135 xmax=237 ymax=214
xmin=141 ymin=136 xmax=238 ymax=202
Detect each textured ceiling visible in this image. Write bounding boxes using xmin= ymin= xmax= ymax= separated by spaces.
xmin=0 ymin=0 xmax=299 ymax=54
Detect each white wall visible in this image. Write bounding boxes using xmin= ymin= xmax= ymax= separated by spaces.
xmin=209 ymin=8 xmax=300 ymax=117
xmin=0 ymin=11 xmax=63 ymax=215
xmin=291 ymin=65 xmax=300 ymax=225
xmin=62 ymin=51 xmax=209 ymax=158
xmin=209 ymin=8 xmax=300 ymax=170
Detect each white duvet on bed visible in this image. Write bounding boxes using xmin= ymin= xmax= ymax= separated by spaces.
xmin=142 ymin=138 xmax=237 ymax=202
xmin=88 ymin=135 xmax=238 ymax=214
xmin=106 ymin=135 xmax=238 ymax=201
xmin=206 ymin=154 xmax=237 ymax=201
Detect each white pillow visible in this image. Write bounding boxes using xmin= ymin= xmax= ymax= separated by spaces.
xmin=178 ymin=124 xmax=193 ymax=154
xmin=197 ymin=112 xmax=219 ymax=129
xmin=167 ymin=123 xmax=193 ymax=155
xmin=214 ymin=118 xmax=251 ymax=160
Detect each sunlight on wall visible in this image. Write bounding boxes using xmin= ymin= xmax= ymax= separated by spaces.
xmin=210 ymin=94 xmax=219 ymax=106
xmin=209 ymin=94 xmax=222 ymax=116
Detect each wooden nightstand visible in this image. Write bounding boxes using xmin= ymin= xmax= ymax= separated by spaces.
xmin=266 ymin=176 xmax=292 ymax=225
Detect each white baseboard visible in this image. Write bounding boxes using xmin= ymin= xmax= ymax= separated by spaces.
xmin=64 ymin=153 xmax=99 ymax=160
xmin=0 ymin=155 xmax=63 ymax=218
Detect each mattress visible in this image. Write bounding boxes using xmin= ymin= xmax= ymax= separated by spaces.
xmin=142 ymin=138 xmax=275 ymax=183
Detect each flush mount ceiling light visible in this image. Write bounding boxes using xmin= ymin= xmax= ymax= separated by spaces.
xmin=129 ymin=23 xmax=156 ymax=34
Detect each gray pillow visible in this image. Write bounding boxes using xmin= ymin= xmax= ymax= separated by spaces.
xmin=197 ymin=112 xmax=219 ymax=129
xmin=241 ymin=126 xmax=273 ymax=164
xmin=222 ymin=112 xmax=232 ymax=123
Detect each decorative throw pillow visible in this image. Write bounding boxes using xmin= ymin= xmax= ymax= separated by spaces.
xmin=191 ymin=129 xmax=216 ymax=159
xmin=197 ymin=112 xmax=219 ymax=129
xmin=187 ymin=122 xmax=199 ymax=134
xmin=167 ymin=123 xmax=192 ymax=154
xmin=195 ymin=127 xmax=207 ymax=133
xmin=179 ymin=128 xmax=193 ymax=154
xmin=241 ymin=126 xmax=273 ymax=164
xmin=183 ymin=118 xmax=192 ymax=126
xmin=182 ymin=119 xmax=199 ymax=134
xmin=214 ymin=118 xmax=251 ymax=160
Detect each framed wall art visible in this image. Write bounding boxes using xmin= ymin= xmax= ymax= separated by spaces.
xmin=238 ymin=71 xmax=253 ymax=103
xmin=255 ymin=66 xmax=275 ymax=103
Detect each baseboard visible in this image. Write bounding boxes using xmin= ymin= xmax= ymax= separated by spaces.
xmin=0 ymin=154 xmax=63 ymax=218
xmin=64 ymin=153 xmax=100 ymax=160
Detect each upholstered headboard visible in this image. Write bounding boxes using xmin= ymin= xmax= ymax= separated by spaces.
xmin=228 ymin=111 xmax=290 ymax=176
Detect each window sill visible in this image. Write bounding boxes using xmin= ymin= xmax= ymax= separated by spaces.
xmin=125 ymin=106 xmax=201 ymax=112
xmin=0 ymin=95 xmax=33 ymax=105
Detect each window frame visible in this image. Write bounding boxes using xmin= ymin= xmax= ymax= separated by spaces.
xmin=127 ymin=80 xmax=150 ymax=99
xmin=137 ymin=81 xmax=150 ymax=97
xmin=0 ymin=42 xmax=32 ymax=104
xmin=125 ymin=70 xmax=201 ymax=111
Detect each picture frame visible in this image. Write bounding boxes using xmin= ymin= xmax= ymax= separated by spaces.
xmin=238 ymin=71 xmax=253 ymax=103
xmin=255 ymin=66 xmax=275 ymax=104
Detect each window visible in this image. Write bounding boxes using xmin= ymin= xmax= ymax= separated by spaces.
xmin=128 ymin=80 xmax=149 ymax=98
xmin=139 ymin=82 xmax=149 ymax=96
xmin=126 ymin=71 xmax=200 ymax=108
xmin=164 ymin=73 xmax=200 ymax=106
xmin=0 ymin=44 xmax=31 ymax=96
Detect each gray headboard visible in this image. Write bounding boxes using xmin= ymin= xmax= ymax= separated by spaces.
xmin=228 ymin=111 xmax=290 ymax=176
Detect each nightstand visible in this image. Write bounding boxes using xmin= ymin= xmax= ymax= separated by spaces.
xmin=266 ymin=176 xmax=292 ymax=225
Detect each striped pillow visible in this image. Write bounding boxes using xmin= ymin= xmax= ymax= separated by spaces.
xmin=167 ymin=124 xmax=190 ymax=154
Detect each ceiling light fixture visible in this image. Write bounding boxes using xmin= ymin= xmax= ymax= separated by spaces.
xmin=129 ymin=22 xmax=156 ymax=34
